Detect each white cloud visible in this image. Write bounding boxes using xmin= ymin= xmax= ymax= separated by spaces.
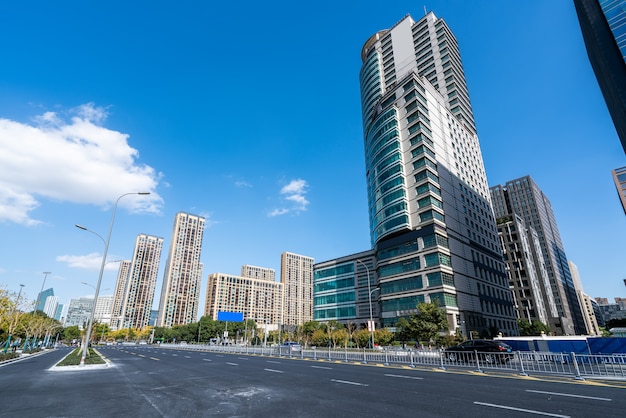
xmin=57 ymin=253 xmax=125 ymax=270
xmin=268 ymin=178 xmax=309 ymax=217
xmin=0 ymin=103 xmax=163 ymax=225
xmin=235 ymin=180 xmax=252 ymax=188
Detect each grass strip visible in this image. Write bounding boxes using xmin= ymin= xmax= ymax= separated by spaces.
xmin=57 ymin=347 xmax=106 ymax=366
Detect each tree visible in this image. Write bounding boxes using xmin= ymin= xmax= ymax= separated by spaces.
xmin=353 ymin=329 xmax=371 ymax=348
xmin=396 ymin=302 xmax=449 ymax=344
xmin=311 ymin=329 xmax=329 ymax=347
xmin=375 ymin=328 xmax=394 ymax=346
xmin=64 ymin=325 xmax=81 ymax=342
xmin=517 ymin=319 xmax=551 ymax=336
xmin=300 ymin=321 xmax=321 ymax=348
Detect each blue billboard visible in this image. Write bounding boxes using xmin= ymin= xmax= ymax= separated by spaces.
xmin=217 ymin=311 xmax=244 ymax=322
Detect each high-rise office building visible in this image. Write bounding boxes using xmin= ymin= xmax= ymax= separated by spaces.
xmin=495 ymin=214 xmax=556 ymax=326
xmin=94 ymin=295 xmax=113 ymax=326
xmin=54 ymin=303 xmax=64 ymax=322
xmin=242 ymin=265 xmax=276 ymax=282
xmin=491 ymin=176 xmax=585 ymax=335
xmin=43 ymin=295 xmax=59 ymax=319
xmin=281 ymin=252 xmax=314 ymax=326
xmin=64 ymin=297 xmax=94 ymax=329
xmin=357 ymin=12 xmax=517 ymax=337
xmin=204 ymin=272 xmax=283 ymax=327
xmin=569 ymin=261 xmax=601 ymax=335
xmin=36 ymin=288 xmax=54 ymax=312
xmin=111 ymin=260 xmax=131 ymax=330
xmin=156 ymin=212 xmax=205 ymax=327
xmin=121 ymin=234 xmax=163 ymax=330
xmin=612 ymin=166 xmax=626 ymax=213
xmin=574 ymin=0 xmax=626 ymax=153
xmin=314 ymin=251 xmax=378 ymax=329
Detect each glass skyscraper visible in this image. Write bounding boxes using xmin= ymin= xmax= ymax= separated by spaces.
xmin=356 ymin=12 xmax=518 ymax=337
xmin=574 ymin=0 xmax=626 ymax=153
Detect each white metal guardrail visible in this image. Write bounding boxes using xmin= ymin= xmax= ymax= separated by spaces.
xmin=155 ymin=343 xmax=626 ymax=381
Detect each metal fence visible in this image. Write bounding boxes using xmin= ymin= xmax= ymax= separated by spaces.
xmin=156 ymin=343 xmax=626 ymax=381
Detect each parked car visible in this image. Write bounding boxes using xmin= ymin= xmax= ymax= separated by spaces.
xmin=282 ymin=341 xmax=302 ymax=353
xmin=444 ymin=339 xmax=514 ymax=364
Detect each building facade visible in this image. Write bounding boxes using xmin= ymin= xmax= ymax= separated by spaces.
xmin=313 ymin=250 xmax=377 ymax=329
xmin=495 ymin=214 xmax=556 ymax=326
xmin=111 ymin=260 xmax=131 ymax=330
xmin=36 ymin=288 xmax=54 ymax=313
xmin=64 ymin=297 xmax=94 ymax=329
xmin=156 ymin=212 xmax=205 ymax=327
xmin=94 ymin=295 xmax=113 ymax=326
xmin=357 ymin=12 xmax=517 ymax=337
xmin=491 ymin=176 xmax=585 ymax=335
xmin=43 ymin=295 xmax=59 ymax=319
xmin=204 ymin=273 xmax=283 ymax=327
xmin=121 ymin=234 xmax=163 ymax=330
xmin=574 ymin=0 xmax=626 ymax=153
xmin=242 ymin=265 xmax=276 ymax=282
xmin=569 ymin=261 xmax=601 ymax=335
xmin=281 ymin=252 xmax=315 ymax=326
xmin=612 ymin=166 xmax=626 ymax=213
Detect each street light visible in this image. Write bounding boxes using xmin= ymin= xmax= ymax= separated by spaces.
xmin=35 ymin=272 xmax=51 ymax=313
xmin=76 ymin=191 xmax=150 ymax=365
xmin=356 ymin=259 xmax=376 ymax=349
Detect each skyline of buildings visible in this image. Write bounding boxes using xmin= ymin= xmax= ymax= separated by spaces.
xmin=19 ymin=6 xmax=623 ymax=336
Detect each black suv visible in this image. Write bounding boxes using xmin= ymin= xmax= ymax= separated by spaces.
xmin=444 ymin=339 xmax=514 ymax=364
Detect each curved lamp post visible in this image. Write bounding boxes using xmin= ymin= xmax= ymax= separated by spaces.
xmin=76 ymin=191 xmax=150 ymax=365
xmin=356 ymin=259 xmax=375 ymax=349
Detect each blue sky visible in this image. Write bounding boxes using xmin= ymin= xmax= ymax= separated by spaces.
xmin=1 ymin=1 xmax=624 ymax=317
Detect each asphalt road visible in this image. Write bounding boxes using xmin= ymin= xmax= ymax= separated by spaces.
xmin=0 ymin=346 xmax=624 ymax=417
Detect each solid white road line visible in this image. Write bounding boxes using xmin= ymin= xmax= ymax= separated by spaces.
xmin=474 ymin=402 xmax=570 ymax=418
xmin=384 ymin=373 xmax=423 ymax=380
xmin=331 ymin=379 xmax=369 ymax=387
xmin=525 ymin=390 xmax=611 ymax=401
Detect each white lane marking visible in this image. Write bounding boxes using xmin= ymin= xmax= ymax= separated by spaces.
xmin=331 ymin=379 xmax=369 ymax=387
xmin=265 ymin=368 xmax=284 ymax=373
xmin=226 ymin=362 xmax=238 ymax=366
xmin=384 ymin=373 xmax=423 ymax=380
xmin=311 ymin=365 xmax=332 ymax=370
xmin=171 ymin=354 xmax=178 ymax=356
xmin=474 ymin=402 xmax=570 ymax=418
xmin=267 ymin=360 xmax=281 ymax=364
xmin=237 ymin=357 xmax=249 ymax=360
xmin=150 ymin=357 xmax=160 ymax=361
xmin=526 ymin=390 xmax=611 ymax=401
xmin=184 ymin=356 xmax=191 ymax=358
xmin=202 ymin=359 xmax=212 ymax=362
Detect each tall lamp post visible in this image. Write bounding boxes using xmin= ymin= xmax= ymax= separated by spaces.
xmin=35 ymin=272 xmax=51 ymax=313
xmin=76 ymin=191 xmax=150 ymax=365
xmin=356 ymin=259 xmax=375 ymax=349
